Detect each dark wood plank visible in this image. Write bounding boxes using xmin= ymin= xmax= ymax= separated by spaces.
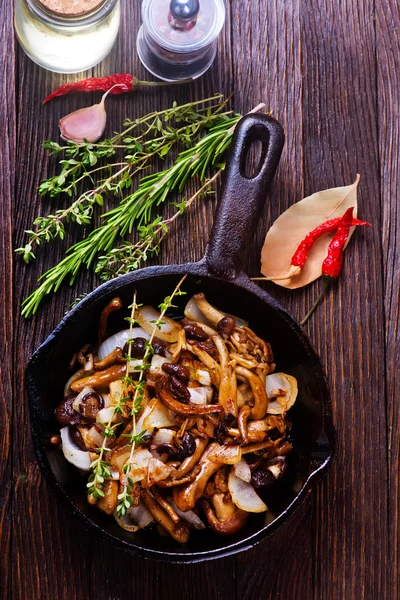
xmin=0 ymin=2 xmax=15 ymax=598
xmin=230 ymin=2 xmax=315 ymax=598
xmin=376 ymin=0 xmax=400 ymax=597
xmin=299 ymin=0 xmax=389 ymax=598
xmin=12 ymin=46 xmax=94 ymax=600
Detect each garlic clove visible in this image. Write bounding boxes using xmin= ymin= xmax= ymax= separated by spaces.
xmin=59 ymin=85 xmax=123 ymax=144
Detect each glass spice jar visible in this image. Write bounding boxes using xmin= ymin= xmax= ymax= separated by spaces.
xmin=14 ymin=0 xmax=120 ymax=74
xmin=137 ymin=0 xmax=226 ymax=81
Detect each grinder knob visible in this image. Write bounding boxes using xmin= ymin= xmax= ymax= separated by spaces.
xmin=169 ymin=0 xmax=200 ymax=22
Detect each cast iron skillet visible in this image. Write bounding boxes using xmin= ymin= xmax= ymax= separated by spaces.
xmin=26 ymin=114 xmax=335 ymax=563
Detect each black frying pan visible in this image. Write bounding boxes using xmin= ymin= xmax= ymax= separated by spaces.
xmin=26 ymin=114 xmax=335 ymax=563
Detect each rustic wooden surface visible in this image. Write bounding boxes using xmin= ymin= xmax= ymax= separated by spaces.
xmin=1 ymin=0 xmax=398 ymax=597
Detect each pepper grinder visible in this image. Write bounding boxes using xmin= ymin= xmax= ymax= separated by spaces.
xmin=137 ymin=0 xmax=226 ymax=81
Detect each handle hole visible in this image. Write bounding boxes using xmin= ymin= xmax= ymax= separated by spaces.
xmin=241 ymin=137 xmax=267 ymax=179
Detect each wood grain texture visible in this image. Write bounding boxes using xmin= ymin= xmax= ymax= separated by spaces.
xmin=299 ymin=0 xmax=388 ymax=598
xmin=376 ymin=0 xmax=400 ymax=597
xmin=0 ymin=2 xmax=15 ymax=599
xmin=2 ymin=0 xmax=397 ymax=597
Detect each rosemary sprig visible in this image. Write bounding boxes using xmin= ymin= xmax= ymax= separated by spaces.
xmin=117 ymin=276 xmax=187 ymax=516
xmin=96 ymin=170 xmax=222 ymax=280
xmin=21 ymin=116 xmax=239 ymax=317
xmin=17 ymin=97 xmax=232 ymax=263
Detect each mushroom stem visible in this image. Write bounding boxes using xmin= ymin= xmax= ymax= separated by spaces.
xmin=94 ymin=347 xmax=124 ymax=370
xmin=238 ymin=405 xmax=251 ymax=443
xmin=194 ymin=293 xmax=226 ymax=326
xmin=71 ymin=364 xmax=126 ymax=392
xmin=141 ymin=489 xmax=190 ymax=544
xmin=186 ymin=343 xmax=221 ymax=387
xmin=156 ymin=378 xmax=223 ymax=416
xmin=234 ymin=366 xmax=268 ymax=419
xmin=152 ymin=490 xmax=181 ymax=524
xmin=172 ymin=437 xmax=208 ymax=479
xmin=173 ymin=443 xmax=224 ymax=512
xmin=98 ymin=297 xmax=123 ymax=347
xmin=213 ymin=335 xmax=238 ymax=418
xmin=201 ymin=498 xmax=248 ymax=535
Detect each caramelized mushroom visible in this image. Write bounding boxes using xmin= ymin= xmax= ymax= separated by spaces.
xmin=98 ymin=297 xmax=123 ymax=347
xmin=55 ymin=395 xmax=81 ymax=426
xmin=156 ymin=377 xmax=223 ymax=416
xmin=238 ymin=405 xmax=251 ymax=443
xmin=141 ymin=489 xmax=190 ymax=543
xmin=234 ymin=366 xmax=268 ymax=420
xmin=97 ymin=480 xmax=118 ymax=515
xmin=202 ymin=498 xmax=248 ymax=535
xmin=213 ymin=335 xmax=238 ymax=417
xmin=94 ymin=347 xmax=124 ymax=370
xmin=173 ymin=443 xmax=227 ymax=512
xmin=70 ymin=364 xmax=126 ymax=392
xmin=193 ymin=293 xmax=226 ymax=326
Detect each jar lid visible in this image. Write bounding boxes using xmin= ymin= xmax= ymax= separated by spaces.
xmin=38 ymin=0 xmax=105 ymax=17
xmin=142 ymin=0 xmax=225 ymax=53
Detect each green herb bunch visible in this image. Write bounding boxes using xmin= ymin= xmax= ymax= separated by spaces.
xmin=17 ymin=96 xmax=241 ymax=317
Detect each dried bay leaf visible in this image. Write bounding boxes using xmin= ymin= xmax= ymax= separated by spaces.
xmin=260 ymin=175 xmax=360 ymax=289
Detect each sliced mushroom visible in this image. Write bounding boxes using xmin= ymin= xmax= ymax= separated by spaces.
xmin=98 ymin=297 xmax=123 ymax=347
xmin=152 ymin=490 xmax=181 ymax=524
xmin=157 ymin=464 xmax=201 ymax=488
xmin=173 ymin=442 xmax=241 ymax=511
xmin=184 ymin=346 xmax=220 ymax=387
xmin=202 ymin=498 xmax=248 ymax=535
xmin=172 ymin=437 xmax=208 ymax=479
xmin=97 ymin=480 xmax=118 ymax=515
xmin=193 ymin=293 xmax=226 ymax=326
xmin=70 ymin=364 xmax=126 ymax=393
xmin=141 ymin=489 xmax=190 ymax=544
xmin=229 ymin=352 xmax=262 ymax=370
xmin=213 ymin=335 xmax=237 ymax=417
xmin=234 ymin=366 xmax=268 ymax=420
xmin=173 ymin=443 xmax=225 ymax=511
xmin=238 ymin=405 xmax=251 ymax=443
xmin=156 ymin=377 xmax=223 ymax=416
xmin=94 ymin=348 xmax=124 ymax=370
xmin=168 ymin=329 xmax=186 ymax=363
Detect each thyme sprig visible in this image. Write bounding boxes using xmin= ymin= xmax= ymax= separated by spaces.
xmin=21 ymin=115 xmax=239 ymax=317
xmin=88 ymin=291 xmax=143 ymax=500
xmin=116 ymin=276 xmax=187 ymax=516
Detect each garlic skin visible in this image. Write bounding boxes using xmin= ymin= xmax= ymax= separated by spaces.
xmin=58 ymin=85 xmax=122 ymax=143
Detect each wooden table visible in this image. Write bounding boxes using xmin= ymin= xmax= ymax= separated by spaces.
xmin=1 ymin=0 xmax=398 ymax=598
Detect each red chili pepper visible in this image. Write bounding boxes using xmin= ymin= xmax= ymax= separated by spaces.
xmin=291 ymin=209 xmax=370 ymax=269
xmin=322 ymin=207 xmax=361 ymax=279
xmin=43 ymin=74 xmax=189 ymax=105
xmin=301 ymin=207 xmax=372 ymax=325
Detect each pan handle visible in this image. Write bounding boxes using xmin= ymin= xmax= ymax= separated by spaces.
xmin=204 ymin=113 xmax=284 ymax=279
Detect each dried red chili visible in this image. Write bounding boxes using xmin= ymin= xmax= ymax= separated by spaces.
xmin=322 ymin=207 xmax=357 ymax=279
xmin=291 ymin=209 xmax=370 ymax=270
xmin=301 ymin=207 xmax=372 ymax=324
xmin=43 ymin=74 xmax=188 ymax=105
